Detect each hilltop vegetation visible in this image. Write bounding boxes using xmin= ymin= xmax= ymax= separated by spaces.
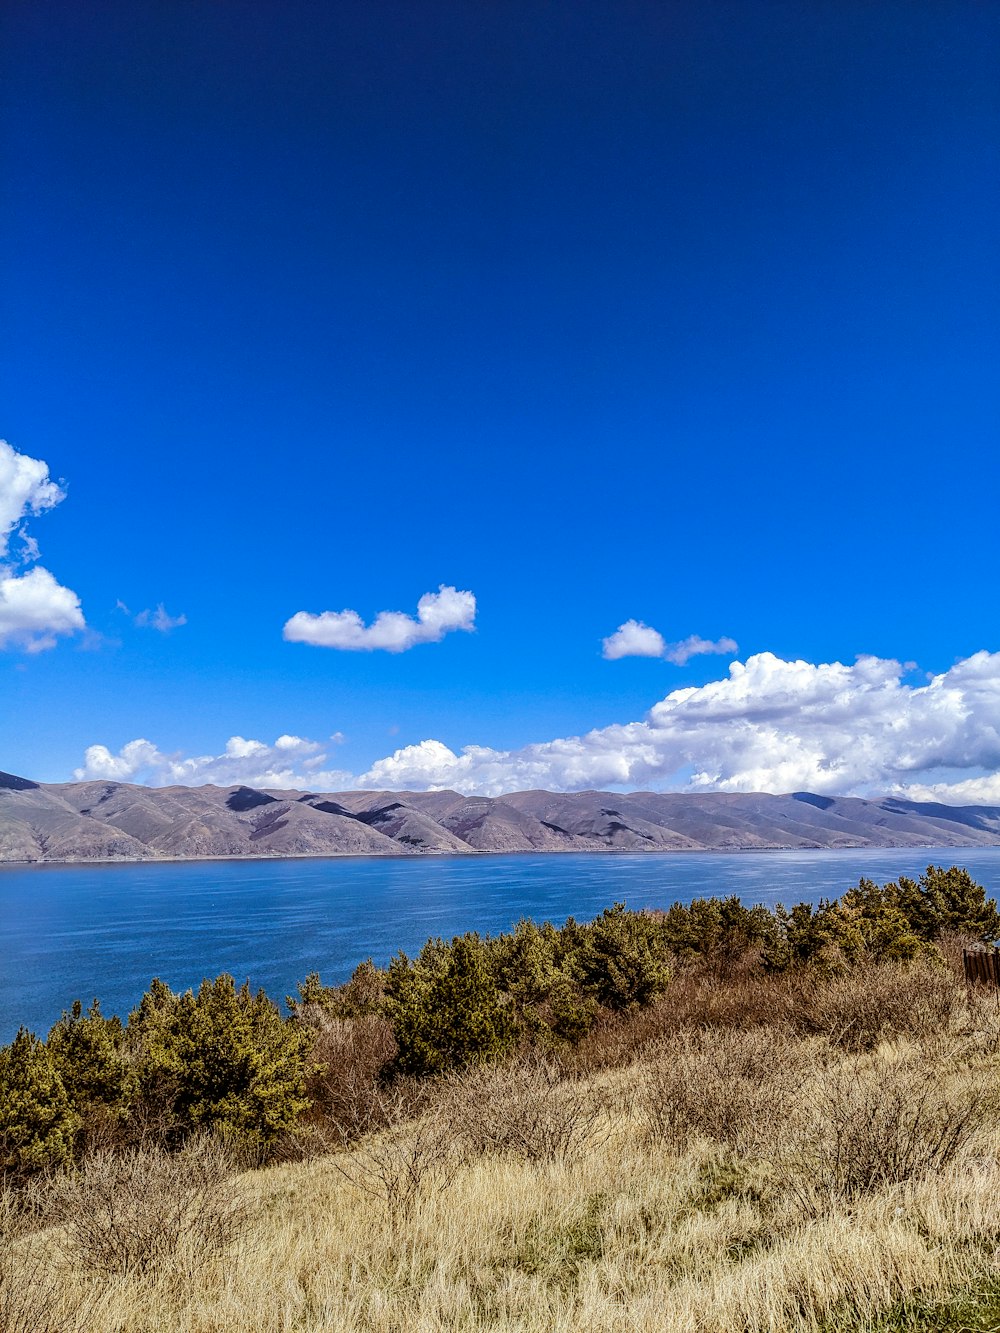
xmin=3 ymin=864 xmax=1000 ymax=1331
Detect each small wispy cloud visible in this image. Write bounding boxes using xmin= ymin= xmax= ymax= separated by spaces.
xmin=134 ymin=603 xmax=187 ymax=633
xmin=602 ymin=619 xmax=738 ymax=664
xmin=15 ymin=528 xmax=40 ymax=564
xmin=284 ymin=584 xmax=476 ymax=652
xmin=661 ymin=634 xmax=740 ymax=665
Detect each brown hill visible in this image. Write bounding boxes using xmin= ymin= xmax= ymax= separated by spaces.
xmin=2 ymin=770 xmax=1000 ymax=862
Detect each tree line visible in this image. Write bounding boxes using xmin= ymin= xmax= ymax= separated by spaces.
xmin=2 ymin=863 xmax=996 ymax=1179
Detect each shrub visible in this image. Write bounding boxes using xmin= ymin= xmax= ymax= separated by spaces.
xmin=788 ymin=1057 xmax=991 ymax=1209
xmin=793 ymin=959 xmax=961 ymax=1051
xmin=664 ymin=965 xmax=799 ymax=1031
xmin=572 ymin=903 xmax=673 ymax=1009
xmin=762 ymin=867 xmax=1000 ymax=972
xmin=642 ymin=1026 xmax=815 ymax=1153
xmin=0 ymin=1030 xmax=78 ymax=1179
xmin=53 ymin=1136 xmax=251 ymax=1281
xmin=833 ymin=880 xmax=931 ymax=962
xmin=46 ymin=1000 xmax=133 ymax=1152
xmin=302 ymin=1013 xmax=397 ymax=1142
xmin=440 ymin=1056 xmax=609 ymax=1164
xmin=491 ymin=920 xmax=598 ymax=1044
xmin=334 ymin=1110 xmax=455 ymax=1217
xmin=290 ymin=960 xmax=385 ymax=1019
xmin=127 ymin=975 xmax=314 ymax=1152
xmin=892 ymin=864 xmax=1000 ymax=944
xmin=658 ymin=896 xmax=778 ymax=972
xmin=384 ymin=934 xmax=517 ymax=1077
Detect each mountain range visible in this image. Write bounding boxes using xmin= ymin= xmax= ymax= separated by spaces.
xmin=2 ymin=770 xmax=1000 ymax=862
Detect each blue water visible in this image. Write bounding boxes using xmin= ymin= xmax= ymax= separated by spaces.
xmin=4 ymin=846 xmax=1000 ymax=1042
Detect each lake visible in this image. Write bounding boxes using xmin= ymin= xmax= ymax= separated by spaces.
xmin=4 ymin=846 xmax=1000 ymax=1042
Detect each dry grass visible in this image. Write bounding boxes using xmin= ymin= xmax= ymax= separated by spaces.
xmin=0 ymin=1229 xmax=79 ymax=1333
xmin=785 ymin=1054 xmax=992 ymax=1213
xmin=1 ymin=1180 xmax=89 ymax=1333
xmin=8 ymin=963 xmax=1000 ymax=1332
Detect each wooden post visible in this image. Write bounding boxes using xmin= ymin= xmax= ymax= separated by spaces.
xmin=964 ymin=947 xmax=1000 ymax=989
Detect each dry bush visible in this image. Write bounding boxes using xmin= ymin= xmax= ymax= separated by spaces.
xmin=0 ymin=1242 xmax=76 ymax=1333
xmin=333 ymin=1109 xmax=455 ymax=1217
xmin=52 ymin=1136 xmax=251 ymax=1281
xmin=562 ymin=992 xmax=697 ymax=1074
xmin=304 ymin=1013 xmax=398 ymax=1142
xmin=788 ymin=1057 xmax=992 ymax=1210
xmin=642 ymin=1026 xmax=818 ymax=1153
xmin=935 ymin=929 xmax=983 ymax=978
xmin=564 ymin=968 xmax=802 ymax=1077
xmin=663 ymin=964 xmax=798 ymax=1031
xmin=566 ymin=959 xmax=964 ymax=1077
xmin=439 ymin=1057 xmax=611 ymax=1164
xmin=794 ymin=961 xmax=962 ymax=1051
xmin=0 ymin=1180 xmax=89 ymax=1333
xmin=0 ymin=1176 xmax=53 ymax=1244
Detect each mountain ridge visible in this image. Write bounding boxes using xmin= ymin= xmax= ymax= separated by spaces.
xmin=2 ymin=773 xmax=1000 ymax=862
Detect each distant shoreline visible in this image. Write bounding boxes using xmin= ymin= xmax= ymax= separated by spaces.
xmin=3 ymin=839 xmax=997 ymax=870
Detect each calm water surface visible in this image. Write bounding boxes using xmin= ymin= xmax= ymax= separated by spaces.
xmin=4 ymin=847 xmax=1000 ymax=1041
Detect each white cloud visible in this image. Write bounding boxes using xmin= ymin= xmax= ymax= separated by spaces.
xmin=74 ymin=649 xmax=1000 ymax=806
xmin=135 ymin=603 xmax=187 ymax=632
xmin=17 ymin=530 xmax=41 ymax=564
xmin=0 ymin=565 xmax=85 ymax=652
xmin=0 ymin=439 xmax=84 ymax=650
xmin=73 ymin=734 xmax=352 ymax=791
xmin=0 ymin=439 xmax=65 ymax=557
xmin=900 ymin=775 xmax=1000 ymax=806
xmin=602 ymin=620 xmax=666 ymax=659
xmin=662 ymin=634 xmax=740 ymax=665
xmin=355 ymin=649 xmax=1000 ymax=802
xmin=284 ymin=584 xmax=476 ymax=652
xmin=602 ymin=619 xmax=738 ymax=664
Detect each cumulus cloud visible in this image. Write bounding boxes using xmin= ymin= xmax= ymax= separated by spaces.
xmin=75 ymin=649 xmax=1000 ymax=806
xmin=601 ymin=620 xmax=666 ymax=659
xmin=0 ymin=439 xmax=65 ymax=557
xmin=283 ymin=584 xmax=476 ymax=652
xmin=74 ymin=733 xmax=353 ymax=791
xmin=901 ymin=775 xmax=1000 ymax=806
xmin=0 ymin=439 xmax=84 ymax=650
xmin=355 ymin=650 xmax=1000 ymax=802
xmin=135 ymin=603 xmax=187 ymax=632
xmin=602 ymin=619 xmax=738 ymax=664
xmin=0 ymin=565 xmax=85 ymax=652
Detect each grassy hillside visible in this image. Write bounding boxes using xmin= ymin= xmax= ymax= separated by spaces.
xmin=4 ymin=867 xmax=1000 ymax=1331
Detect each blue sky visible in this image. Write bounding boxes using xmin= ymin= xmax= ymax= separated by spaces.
xmin=2 ymin=1 xmax=999 ymax=800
